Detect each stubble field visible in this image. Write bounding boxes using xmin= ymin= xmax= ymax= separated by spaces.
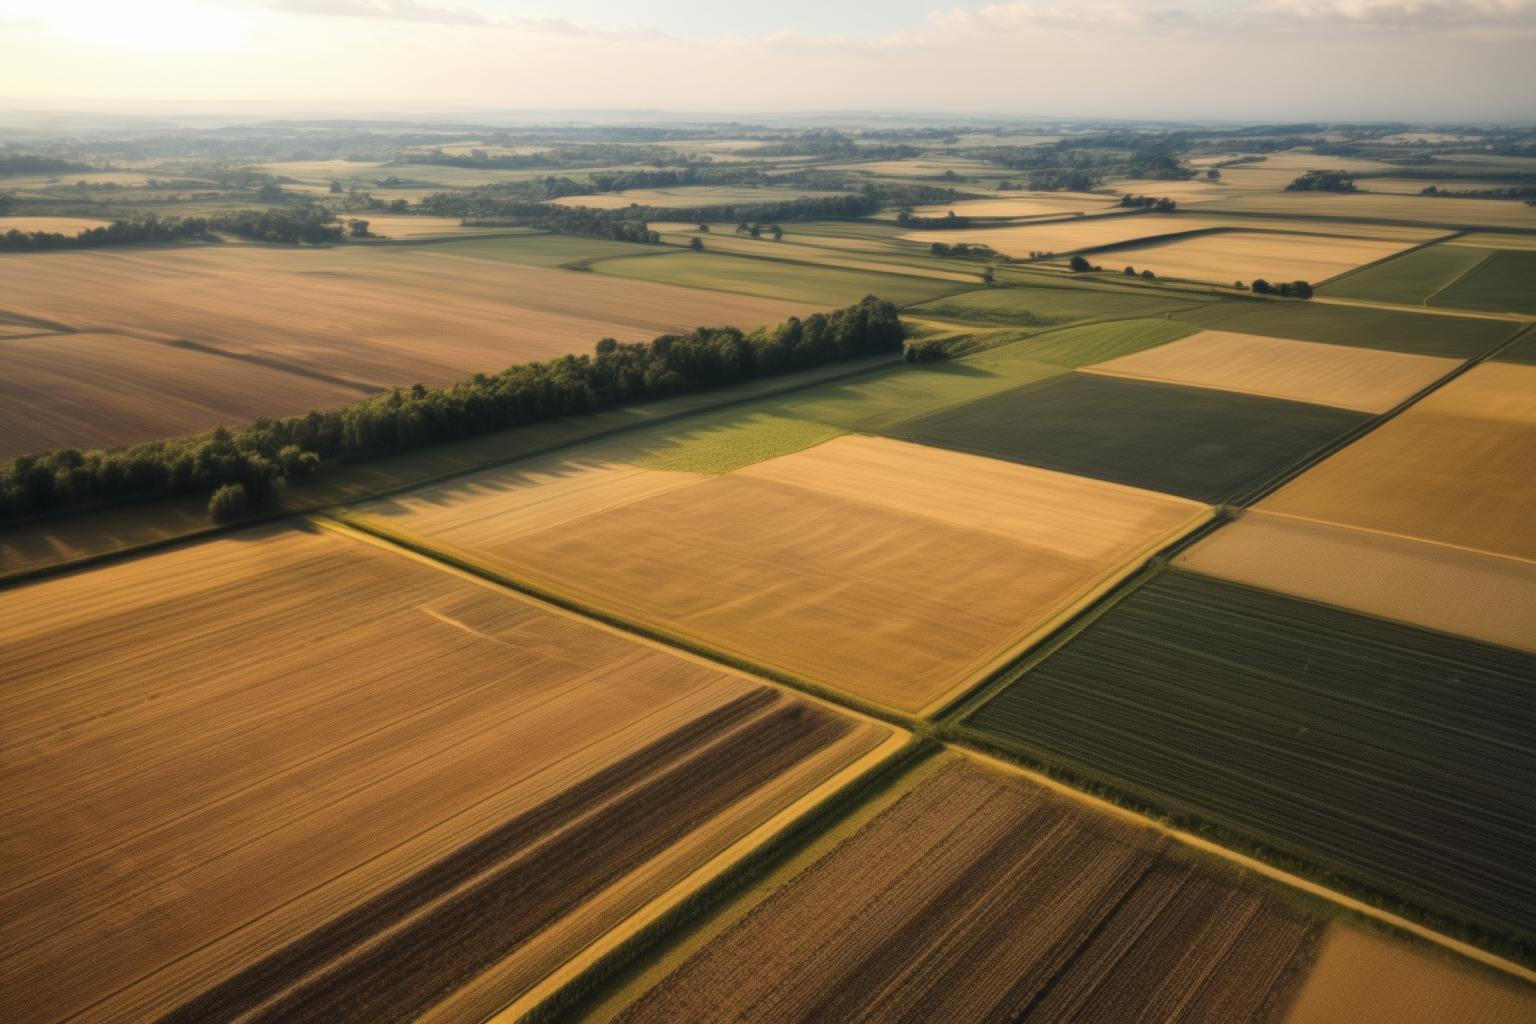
xmin=0 ymin=523 xmax=889 ymax=1024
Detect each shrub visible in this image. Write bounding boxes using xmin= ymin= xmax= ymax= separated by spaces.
xmin=208 ymin=483 xmax=249 ymax=523
xmin=1070 ymin=255 xmax=1093 ymax=272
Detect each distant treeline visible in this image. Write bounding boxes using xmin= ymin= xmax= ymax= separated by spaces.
xmin=0 ymin=297 xmax=903 ymax=523
xmin=1286 ymin=170 xmax=1358 ymax=193
xmin=0 ymin=209 xmax=348 ymax=251
xmin=971 ymin=133 xmax=1198 ymax=191
xmin=897 ymin=209 xmax=971 ymax=229
xmin=0 ymin=153 xmax=91 ymax=177
xmin=1119 ymin=195 xmax=1178 ymax=211
xmin=1420 ymin=185 xmax=1536 ymax=205
xmin=1251 ymin=279 xmax=1314 ymax=299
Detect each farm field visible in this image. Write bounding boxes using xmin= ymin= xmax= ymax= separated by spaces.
xmin=1427 ymin=249 xmax=1536 ymax=315
xmin=588 ymin=249 xmax=964 ymax=306
xmin=1171 ymin=299 xmax=1518 ymax=358
xmin=1194 ymin=191 xmax=1536 ymax=229
xmin=1177 ymin=510 xmax=1536 ymax=655
xmin=1498 ymin=329 xmax=1536 ymax=365
xmin=910 ymin=193 xmax=1120 ymax=217
xmin=1081 ymin=330 xmax=1459 ymax=413
xmin=1318 ymin=242 xmax=1492 ymax=305
xmin=891 ymin=371 xmax=1368 ymax=503
xmin=600 ymin=758 xmax=1321 ymax=1024
xmin=906 ymin=279 xmax=1211 ymax=327
xmin=353 ymin=434 xmax=1209 ymax=715
xmin=1284 ymin=924 xmax=1536 ymax=1024
xmin=547 ymin=187 xmax=847 ymax=208
xmin=0 ymin=522 xmax=893 ymax=1024
xmin=1259 ymin=362 xmax=1536 ymax=561
xmin=0 ymin=245 xmax=823 ymax=453
xmin=0 ymin=331 xmax=363 ymax=459
xmin=0 ymin=216 xmax=114 ymax=234
xmin=962 ymin=568 xmax=1536 ymax=949
xmin=1095 ymin=229 xmax=1424 ymax=287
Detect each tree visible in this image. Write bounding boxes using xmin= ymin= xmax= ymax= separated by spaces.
xmin=1206 ymin=169 xmax=1221 ymax=180
xmin=689 ymin=236 xmax=704 ymax=250
xmin=981 ymin=266 xmax=995 ymax=284
xmin=257 ymin=182 xmax=283 ymax=201
xmin=770 ymin=224 xmax=783 ymax=240
xmin=1291 ymin=280 xmax=1313 ymax=299
xmin=388 ymin=198 xmax=408 ymax=212
xmin=348 ymin=219 xmax=370 ymax=238
xmin=1286 ymin=170 xmax=1357 ymax=193
xmin=736 ymin=222 xmax=751 ymax=235
xmin=1141 ymin=269 xmax=1155 ymax=280
xmin=329 ymin=180 xmax=343 ymax=193
xmin=1252 ymin=279 xmax=1272 ymax=294
xmin=1124 ymin=266 xmax=1137 ymax=276
xmin=208 ymin=483 xmax=250 ymax=524
xmin=698 ymin=223 xmax=710 ymax=232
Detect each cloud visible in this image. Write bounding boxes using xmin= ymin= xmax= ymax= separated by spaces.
xmin=262 ymin=0 xmax=491 ymax=25
xmin=931 ymin=0 xmax=1536 ymax=34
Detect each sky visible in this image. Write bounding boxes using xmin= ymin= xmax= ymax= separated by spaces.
xmin=1 ymin=0 xmax=1533 ymax=122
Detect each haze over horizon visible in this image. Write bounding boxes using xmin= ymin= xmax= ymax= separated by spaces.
xmin=2 ymin=0 xmax=1533 ymax=124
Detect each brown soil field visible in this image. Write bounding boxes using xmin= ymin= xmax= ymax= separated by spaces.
xmin=0 ymin=332 xmax=365 ymax=459
xmin=0 ymin=523 xmax=887 ymax=1024
xmin=612 ymin=759 xmax=1319 ymax=1024
xmin=1260 ymin=363 xmax=1536 ymax=562
xmin=1083 ymin=331 xmax=1459 ymax=414
xmin=1284 ymin=925 xmax=1536 ymax=1024
xmin=1177 ymin=510 xmax=1536 ymax=654
xmin=0 ymin=245 xmax=819 ymax=449
xmin=358 ymin=435 xmax=1210 ymax=715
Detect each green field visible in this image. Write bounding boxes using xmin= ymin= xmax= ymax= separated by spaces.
xmin=890 ymin=372 xmax=1367 ymax=503
xmin=961 ymin=568 xmax=1536 ymax=954
xmin=1172 ymin=299 xmax=1517 ymax=358
xmin=1495 ymin=326 xmax=1536 ymax=365
xmin=909 ymin=280 xmax=1206 ymax=328
xmin=591 ymin=249 xmax=966 ymax=306
xmin=1318 ymin=243 xmax=1491 ymax=305
xmin=425 ymin=232 xmax=661 ymax=268
xmin=1428 ymin=249 xmax=1536 ymax=315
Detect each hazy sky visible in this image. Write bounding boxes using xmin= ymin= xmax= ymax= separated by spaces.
xmin=1 ymin=0 xmax=1533 ymax=121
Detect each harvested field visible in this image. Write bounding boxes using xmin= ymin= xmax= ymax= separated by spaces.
xmin=1099 ymin=231 xmax=1420 ymax=287
xmin=912 ymin=193 xmax=1122 ymax=218
xmin=358 ymin=435 xmax=1209 ymax=715
xmin=1428 ymin=249 xmax=1536 ymax=315
xmin=0 ymin=523 xmax=887 ymax=1024
xmin=591 ymin=250 xmax=961 ymax=307
xmin=1172 ymin=299 xmax=1516 ymax=358
xmin=1082 ymin=330 xmax=1458 ymax=413
xmin=964 ymin=568 xmax=1536 ymax=947
xmin=1200 ymin=192 xmax=1536 ymax=229
xmin=337 ymin=214 xmax=492 ymax=238
xmin=0 ymin=332 xmax=366 ymax=459
xmin=1454 ymin=233 xmax=1536 ymax=251
xmin=611 ymin=759 xmax=1320 ymax=1024
xmin=902 ymin=216 xmax=1234 ymax=257
xmin=1178 ymin=510 xmax=1536 ymax=654
xmin=892 ymin=371 xmax=1367 ymax=503
xmin=1284 ymin=924 xmax=1536 ymax=1024
xmin=0 ymin=216 xmax=113 ymax=234
xmin=1260 ymin=362 xmax=1536 ymax=561
xmin=0 ymin=244 xmax=820 ymax=397
xmin=1318 ymin=243 xmax=1491 ymax=305
xmin=547 ymin=187 xmax=847 ymax=208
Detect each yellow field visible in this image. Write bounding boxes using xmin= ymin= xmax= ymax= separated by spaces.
xmin=546 ymin=187 xmax=847 ymax=209
xmin=1452 ymin=233 xmax=1536 ymax=251
xmin=1082 ymin=330 xmax=1459 ymax=413
xmin=0 ymin=245 xmax=820 ymax=452
xmin=903 ymin=215 xmax=1231 ymax=257
xmin=913 ymin=193 xmax=1122 ymax=218
xmin=356 ymin=435 xmax=1210 ymax=715
xmin=0 ymin=523 xmax=888 ymax=1024
xmin=338 ymin=213 xmax=490 ymax=238
xmin=1177 ymin=510 xmax=1536 ymax=654
xmin=1284 ymin=924 xmax=1536 ymax=1024
xmin=0 ymin=216 xmax=114 ymax=234
xmin=1103 ymin=230 xmax=1424 ymax=285
xmin=1260 ymin=363 xmax=1536 ymax=562
xmin=1200 ymin=191 xmax=1536 ymax=228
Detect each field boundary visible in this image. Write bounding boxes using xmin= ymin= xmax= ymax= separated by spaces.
xmin=1310 ymin=230 xmax=1467 ymax=290
xmin=949 ymin=744 xmax=1536 ymax=988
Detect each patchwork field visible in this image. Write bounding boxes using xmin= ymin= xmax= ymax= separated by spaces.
xmin=589 ymin=249 xmax=963 ymax=307
xmin=1098 ymin=230 xmax=1423 ymax=287
xmin=892 ymin=371 xmax=1368 ymax=503
xmin=906 ymin=281 xmax=1208 ymax=328
xmin=962 ymin=568 xmax=1536 ymax=948
xmin=1260 ymin=362 xmax=1536 ymax=561
xmin=1178 ymin=510 xmax=1536 ymax=655
xmin=606 ymin=758 xmax=1321 ymax=1024
xmin=0 ymin=332 xmax=364 ymax=460
xmin=1428 ymin=249 xmax=1536 ymax=315
xmin=0 ymin=245 xmax=821 ymax=454
xmin=1318 ymin=243 xmax=1492 ymax=305
xmin=1284 ymin=924 xmax=1536 ymax=1024
xmin=1172 ymin=299 xmax=1517 ymax=358
xmin=1082 ymin=330 xmax=1458 ymax=413
xmin=0 ymin=523 xmax=891 ymax=1024
xmin=0 ymin=216 xmax=115 ymax=234
xmin=355 ymin=434 xmax=1209 ymax=715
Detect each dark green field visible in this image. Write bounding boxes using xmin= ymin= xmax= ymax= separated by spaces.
xmin=1495 ymin=326 xmax=1536 ymax=365
xmin=1428 ymin=249 xmax=1536 ymax=315
xmin=887 ymin=372 xmax=1367 ymax=503
xmin=961 ymin=568 xmax=1536 ymax=952
xmin=1171 ymin=299 xmax=1515 ymax=358
xmin=909 ymin=280 xmax=1205 ymax=328
xmin=1318 ymin=243 xmax=1490 ymax=305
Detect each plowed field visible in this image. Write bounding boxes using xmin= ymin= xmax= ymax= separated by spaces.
xmin=1083 ymin=331 xmax=1457 ymax=413
xmin=612 ymin=759 xmax=1319 ymax=1024
xmin=1260 ymin=362 xmax=1536 ymax=561
xmin=356 ymin=435 xmax=1209 ymax=715
xmin=0 ymin=524 xmax=887 ymax=1024
xmin=1178 ymin=510 xmax=1536 ymax=654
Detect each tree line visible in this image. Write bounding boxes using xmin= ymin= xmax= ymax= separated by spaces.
xmin=0 ymin=209 xmax=347 ymax=251
xmin=0 ymin=297 xmax=904 ymax=524
xmin=1286 ymin=170 xmax=1358 ymax=192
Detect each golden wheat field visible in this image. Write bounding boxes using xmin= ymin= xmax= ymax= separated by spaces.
xmin=0 ymin=247 xmax=819 ymax=380
xmin=0 ymin=216 xmax=115 ymax=234
xmin=1176 ymin=510 xmax=1536 ymax=654
xmin=1260 ymin=362 xmax=1536 ymax=562
xmin=0 ymin=332 xmax=365 ymax=459
xmin=0 ymin=523 xmax=890 ymax=1024
xmin=1083 ymin=331 xmax=1459 ymax=413
xmin=357 ymin=435 xmax=1210 ymax=715
xmin=1104 ymin=230 xmax=1425 ymax=285
xmin=1283 ymin=924 xmax=1536 ymax=1024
